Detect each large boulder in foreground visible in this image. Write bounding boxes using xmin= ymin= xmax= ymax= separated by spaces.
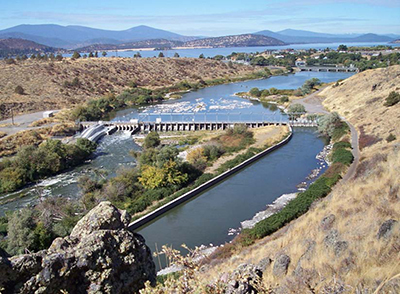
xmin=1 ymin=201 xmax=156 ymax=294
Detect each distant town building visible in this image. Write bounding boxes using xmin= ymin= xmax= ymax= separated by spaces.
xmin=295 ymin=60 xmax=306 ymax=66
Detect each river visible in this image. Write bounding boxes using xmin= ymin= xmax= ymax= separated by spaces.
xmin=0 ymin=71 xmax=352 ymax=244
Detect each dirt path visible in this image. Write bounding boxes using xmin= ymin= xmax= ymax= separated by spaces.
xmin=295 ymin=86 xmax=329 ymax=114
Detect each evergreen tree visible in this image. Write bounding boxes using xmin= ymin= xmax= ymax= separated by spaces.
xmin=158 ymin=52 xmax=165 ymax=58
xmin=72 ymin=51 xmax=81 ymax=59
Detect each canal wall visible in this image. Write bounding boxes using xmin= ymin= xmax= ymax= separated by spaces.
xmin=128 ymin=125 xmax=293 ymax=231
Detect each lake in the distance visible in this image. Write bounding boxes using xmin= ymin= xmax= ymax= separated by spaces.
xmin=64 ymin=42 xmax=399 ymax=59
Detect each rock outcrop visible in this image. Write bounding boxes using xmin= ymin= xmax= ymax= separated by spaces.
xmin=0 ymin=201 xmax=156 ymax=294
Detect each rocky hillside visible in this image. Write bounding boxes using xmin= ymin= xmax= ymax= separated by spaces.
xmin=0 ymin=38 xmax=58 ymax=57
xmin=0 ymin=57 xmax=258 ymax=118
xmin=155 ymin=66 xmax=400 ymax=293
xmin=184 ymin=34 xmax=285 ymax=48
xmin=0 ymin=202 xmax=156 ymax=293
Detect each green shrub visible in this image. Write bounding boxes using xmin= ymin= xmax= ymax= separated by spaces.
xmin=143 ymin=132 xmax=160 ymax=149
xmin=332 ymin=141 xmax=352 ymax=150
xmin=14 ymin=85 xmax=25 ymax=95
xmin=332 ymin=148 xmax=354 ymax=166
xmin=279 ymin=96 xmax=289 ymax=103
xmin=384 ymin=91 xmax=400 ymax=107
xmin=248 ymin=177 xmax=331 ymax=240
xmin=386 ymin=133 xmax=396 ymax=142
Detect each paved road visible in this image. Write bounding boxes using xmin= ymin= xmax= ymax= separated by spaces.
xmin=0 ymin=110 xmax=59 ymax=137
xmin=295 ymin=89 xmax=360 ymax=182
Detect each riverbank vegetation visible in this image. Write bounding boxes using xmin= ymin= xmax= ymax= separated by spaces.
xmin=0 ymin=138 xmax=97 ymax=194
xmin=236 ymin=78 xmax=323 ymax=108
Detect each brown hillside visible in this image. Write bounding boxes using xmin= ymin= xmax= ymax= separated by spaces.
xmin=0 ymin=58 xmax=258 ymax=118
xmin=185 ymin=66 xmax=400 ymax=293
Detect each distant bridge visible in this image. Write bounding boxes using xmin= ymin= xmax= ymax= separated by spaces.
xmin=79 ymin=112 xmax=318 ymax=141
xmin=297 ymin=66 xmax=358 ymax=73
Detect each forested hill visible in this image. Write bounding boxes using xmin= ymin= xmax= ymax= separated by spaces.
xmin=0 ymin=38 xmax=58 ymax=57
xmin=183 ymin=34 xmax=285 ymax=48
xmin=76 ymin=39 xmax=183 ymax=52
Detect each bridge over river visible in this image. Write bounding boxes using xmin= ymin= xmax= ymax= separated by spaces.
xmin=79 ymin=112 xmax=318 ymax=142
xmin=298 ymin=65 xmax=358 ymax=73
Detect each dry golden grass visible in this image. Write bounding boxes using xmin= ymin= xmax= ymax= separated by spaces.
xmin=192 ymin=66 xmax=400 ymax=293
xmin=0 ymin=58 xmax=258 ymax=119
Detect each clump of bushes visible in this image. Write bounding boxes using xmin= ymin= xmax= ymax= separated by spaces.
xmin=317 ymin=112 xmax=349 ymax=141
xmin=0 ymin=138 xmax=97 ymax=193
xmin=332 ymin=148 xmax=353 ymax=165
xmin=384 ymin=91 xmax=400 ymax=107
xmin=386 ymin=133 xmax=396 ymax=142
xmin=14 ymin=85 xmax=25 ymax=95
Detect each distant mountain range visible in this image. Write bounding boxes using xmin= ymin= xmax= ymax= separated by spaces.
xmin=0 ymin=24 xmax=398 ymax=50
xmin=0 ymin=24 xmax=197 ymax=49
xmin=0 ymin=38 xmax=57 ymax=58
xmin=255 ymin=29 xmax=397 ymax=44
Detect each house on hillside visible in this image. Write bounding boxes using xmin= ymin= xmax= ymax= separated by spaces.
xmin=295 ymin=59 xmax=306 ymax=67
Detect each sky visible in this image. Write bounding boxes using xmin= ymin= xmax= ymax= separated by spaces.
xmin=1 ymin=0 xmax=399 ymax=36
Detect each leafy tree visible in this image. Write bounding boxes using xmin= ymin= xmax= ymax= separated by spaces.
xmin=143 ymin=132 xmax=160 ymax=149
xmin=156 ymin=146 xmax=179 ymax=167
xmin=139 ymin=165 xmax=166 ymax=189
xmin=338 ymin=44 xmax=348 ymax=51
xmin=55 ymin=54 xmax=63 ymax=61
xmin=288 ymin=103 xmax=306 ymax=113
xmin=249 ymin=87 xmax=261 ymax=97
xmin=14 ymin=85 xmax=25 ymax=95
xmin=213 ymin=55 xmax=224 ymax=61
xmin=158 ymin=52 xmax=165 ymax=58
xmin=134 ymin=52 xmax=142 ymax=58
xmin=317 ymin=112 xmax=341 ymax=138
xmin=76 ymin=138 xmax=97 ymax=156
xmin=94 ymin=51 xmax=98 ymax=58
xmin=187 ymin=147 xmax=207 ymax=170
xmin=174 ymin=52 xmax=180 ymax=58
xmin=102 ymin=51 xmax=107 ymax=57
xmin=6 ymin=208 xmax=37 ymax=255
xmin=199 ymin=53 xmax=205 ymax=59
xmin=71 ymin=51 xmax=81 ymax=59
xmin=88 ymin=52 xmax=94 ymax=58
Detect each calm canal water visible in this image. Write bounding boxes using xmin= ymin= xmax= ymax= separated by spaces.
xmin=136 ymin=127 xmax=327 ymax=269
